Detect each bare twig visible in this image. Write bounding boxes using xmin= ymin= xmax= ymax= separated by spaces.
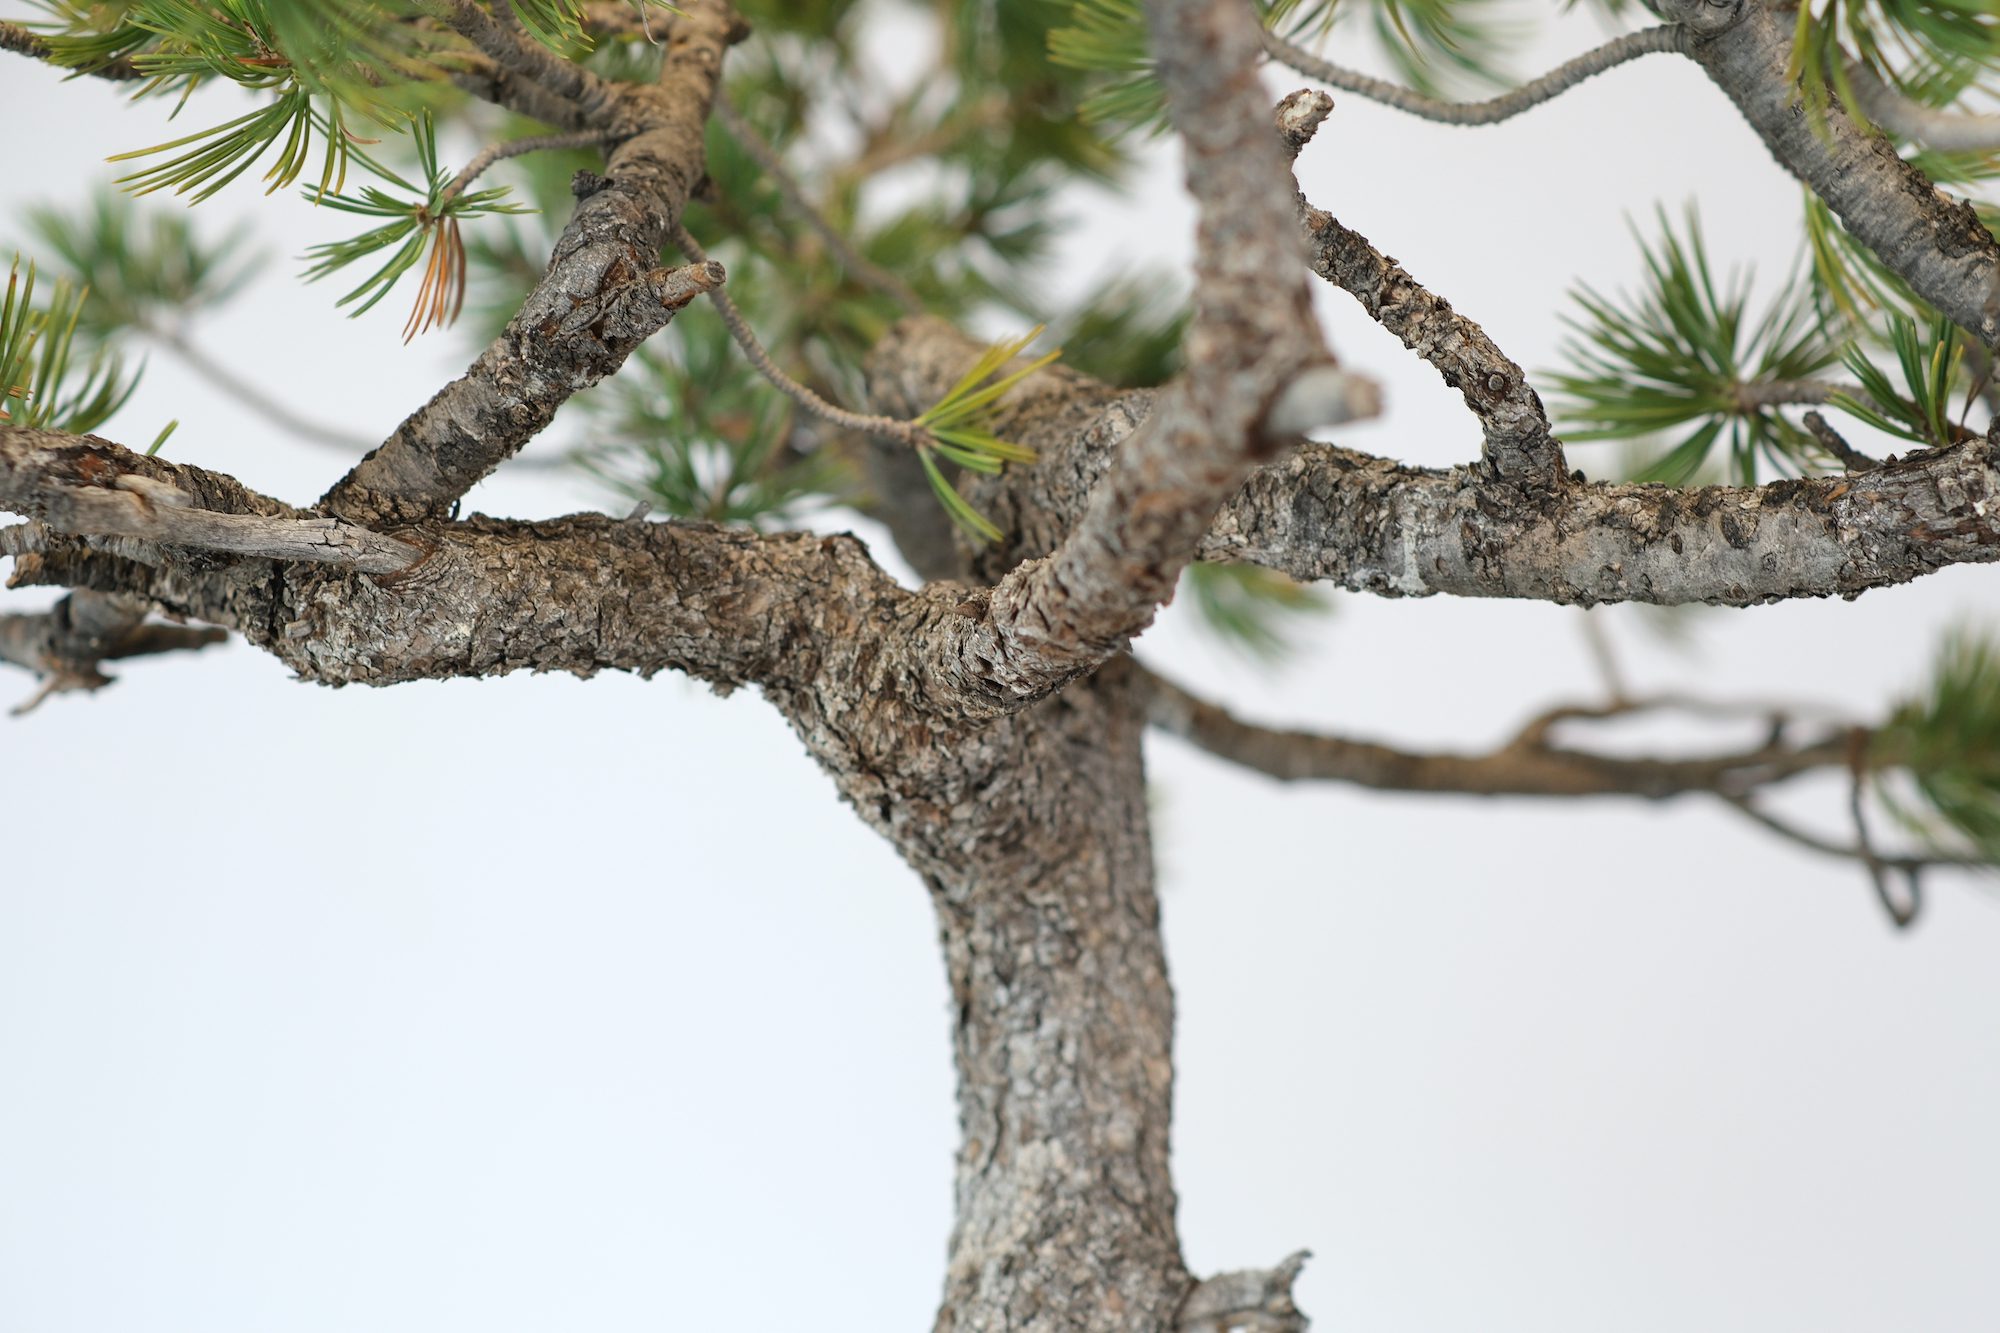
xmin=1142 ymin=668 xmax=1848 ymax=799
xmin=668 ymin=223 xmax=929 ymax=447
xmin=436 ymin=128 xmax=620 ymax=214
xmin=1802 ymin=409 xmax=1880 ymax=473
xmin=1264 ymin=25 xmax=1686 ymax=127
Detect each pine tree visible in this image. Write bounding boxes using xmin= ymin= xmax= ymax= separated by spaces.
xmin=2 ymin=1 xmax=1998 ymax=1328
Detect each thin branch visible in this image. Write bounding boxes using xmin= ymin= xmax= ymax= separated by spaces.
xmin=1720 ymin=795 xmax=1981 ymax=885
xmin=1802 ymin=409 xmax=1880 ymax=472
xmin=0 ymin=19 xmax=143 ymax=80
xmin=444 ymin=54 xmax=596 ymax=131
xmin=143 ymin=321 xmax=373 ymax=453
xmin=668 ymin=224 xmax=928 ymax=447
xmin=435 ymin=128 xmax=620 ymax=215
xmin=711 ymin=94 xmax=925 ymax=314
xmin=1578 ymin=609 xmax=1630 ymax=704
xmin=1263 ymin=24 xmax=1686 ymax=127
xmin=0 ymin=590 xmax=225 ymax=713
xmin=1141 ymin=667 xmax=1847 ymax=798
xmin=1296 ymin=183 xmax=1563 ymax=481
xmin=441 ymin=0 xmax=622 ymax=124
xmin=1732 ymin=377 xmax=1854 ymax=410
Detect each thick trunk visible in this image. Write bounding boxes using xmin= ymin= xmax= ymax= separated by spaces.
xmin=787 ymin=654 xmax=1186 ymax=1330
xmin=926 ymin=661 xmax=1184 ymax=1331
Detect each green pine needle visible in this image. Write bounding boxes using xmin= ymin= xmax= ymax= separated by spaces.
xmin=1551 ymin=207 xmax=1837 ymax=487
xmin=0 ymin=257 xmax=141 ymax=436
xmin=1832 ymin=312 xmax=1968 ymax=448
xmin=300 ymin=115 xmax=529 ymax=335
xmin=1184 ymin=562 xmax=1331 ymax=662
xmin=1875 ymin=631 xmax=2000 ymax=865
xmin=913 ymin=325 xmax=1059 ymax=543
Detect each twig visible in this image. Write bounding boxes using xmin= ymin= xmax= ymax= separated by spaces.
xmin=1263 ymin=25 xmax=1685 ymax=127
xmin=1802 ymin=409 xmax=1880 ymax=473
xmin=436 ymin=128 xmax=619 ymax=214
xmin=668 ymin=223 xmax=929 ymax=448
xmin=0 ymin=20 xmax=144 ymax=81
xmin=712 ymin=94 xmax=925 ymax=314
xmin=442 ymin=0 xmax=620 ymax=121
xmin=0 ymin=590 xmax=226 ymax=713
xmin=146 ymin=321 xmax=373 ymax=453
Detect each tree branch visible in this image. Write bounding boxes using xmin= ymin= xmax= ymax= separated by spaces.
xmin=867 ymin=324 xmax=2000 ymax=607
xmin=1674 ymin=0 xmax=2000 ymax=345
xmin=0 ymin=590 xmax=224 ymax=713
xmin=1294 ymin=167 xmax=1563 ymax=480
xmin=710 ymin=93 xmax=925 ymax=314
xmin=1 ymin=426 xmax=424 ymax=574
xmin=1141 ymin=668 xmax=1848 ymax=797
xmin=0 ymin=19 xmax=144 ymax=81
xmin=320 ymin=0 xmax=744 ymax=527
xmin=1263 ymin=24 xmax=1685 ymax=127
xmin=902 ymin=0 xmax=1376 ymax=722
xmin=1845 ymin=61 xmax=2000 ymax=155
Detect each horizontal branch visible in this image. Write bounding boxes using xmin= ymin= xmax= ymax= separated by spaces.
xmin=867 ymin=324 xmax=2000 ymax=607
xmin=0 ymin=590 xmax=224 ymax=712
xmin=1263 ymin=24 xmax=1685 ymax=127
xmin=10 ymin=505 xmax=901 ymax=697
xmin=1142 ymin=669 xmax=1846 ymax=797
xmin=1 ymin=427 xmax=423 ymax=573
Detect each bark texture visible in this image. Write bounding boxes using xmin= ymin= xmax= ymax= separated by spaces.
xmin=869 ymin=325 xmax=2000 ymax=606
xmin=1681 ymin=0 xmax=2000 ymax=345
xmin=322 ymin=0 xmax=743 ymax=526
xmin=7 ymin=2 xmax=2000 ymax=1327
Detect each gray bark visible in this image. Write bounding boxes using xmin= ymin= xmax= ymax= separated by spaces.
xmin=5 ymin=1 xmax=1999 ymax=1327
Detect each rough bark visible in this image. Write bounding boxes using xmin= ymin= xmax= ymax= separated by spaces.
xmin=9 ymin=3 xmax=2000 ymax=1327
xmin=869 ymin=325 xmax=2000 ymax=606
xmin=1677 ymin=0 xmax=2000 ymax=345
xmin=321 ymin=0 xmax=744 ymax=526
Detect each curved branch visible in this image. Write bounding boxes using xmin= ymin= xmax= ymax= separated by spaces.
xmin=1141 ymin=668 xmax=1848 ymax=797
xmin=1677 ymin=0 xmax=2000 ymax=345
xmin=1262 ymin=24 xmax=1686 ymax=126
xmin=320 ymin=0 xmax=744 ymax=527
xmin=1296 ymin=183 xmax=1562 ymax=479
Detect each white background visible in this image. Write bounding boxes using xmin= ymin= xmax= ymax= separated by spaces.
xmin=3 ymin=5 xmax=1997 ymax=1331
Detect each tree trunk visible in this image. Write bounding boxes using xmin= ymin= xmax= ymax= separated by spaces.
xmin=884 ymin=660 xmax=1188 ymax=1331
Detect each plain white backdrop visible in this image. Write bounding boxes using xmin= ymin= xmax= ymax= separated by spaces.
xmin=2 ymin=4 xmax=1997 ymax=1331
